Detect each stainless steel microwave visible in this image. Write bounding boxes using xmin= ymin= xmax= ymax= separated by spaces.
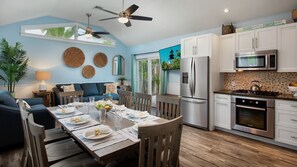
xmin=234 ymin=50 xmax=277 ymax=71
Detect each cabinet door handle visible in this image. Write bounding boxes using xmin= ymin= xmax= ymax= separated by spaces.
xmin=291 ymin=105 xmax=297 ymax=107
xmin=291 ymin=119 xmax=297 ymax=122
xmin=192 ymin=46 xmax=195 ymax=55
xmin=217 ymin=97 xmax=228 ymax=100
xmin=291 ymin=136 xmax=297 ymax=139
xmin=252 ymin=38 xmax=254 ymax=49
xmin=255 ymin=38 xmax=258 ymax=48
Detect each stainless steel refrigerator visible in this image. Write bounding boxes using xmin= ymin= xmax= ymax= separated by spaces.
xmin=180 ymin=57 xmax=209 ymax=130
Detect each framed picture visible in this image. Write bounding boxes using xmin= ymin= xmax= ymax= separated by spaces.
xmin=159 ymin=44 xmax=181 ymax=70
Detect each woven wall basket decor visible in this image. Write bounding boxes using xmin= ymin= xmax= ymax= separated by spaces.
xmin=82 ymin=65 xmax=95 ymax=78
xmin=93 ymin=52 xmax=108 ymax=67
xmin=63 ymin=47 xmax=85 ymax=68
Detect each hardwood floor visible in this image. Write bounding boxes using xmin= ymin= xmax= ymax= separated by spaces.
xmin=1 ymin=125 xmax=297 ymax=167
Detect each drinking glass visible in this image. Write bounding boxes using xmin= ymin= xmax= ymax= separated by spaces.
xmin=98 ymin=109 xmax=106 ymax=124
xmin=114 ymin=109 xmax=122 ymax=131
xmin=89 ymin=96 xmax=95 ymax=104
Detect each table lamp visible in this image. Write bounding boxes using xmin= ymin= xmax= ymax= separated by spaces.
xmin=35 ymin=71 xmax=51 ymax=91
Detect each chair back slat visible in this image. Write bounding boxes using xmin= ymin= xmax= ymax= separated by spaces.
xmin=58 ymin=91 xmax=84 ymax=105
xmin=118 ymin=90 xmax=133 ymax=108
xmin=157 ymin=95 xmax=180 ymax=120
xmin=134 ymin=92 xmax=152 ymax=113
xmin=138 ymin=116 xmax=183 ymax=167
xmin=28 ymin=114 xmax=49 ymax=167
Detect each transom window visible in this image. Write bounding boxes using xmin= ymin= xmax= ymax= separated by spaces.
xmin=21 ymin=23 xmax=115 ymax=47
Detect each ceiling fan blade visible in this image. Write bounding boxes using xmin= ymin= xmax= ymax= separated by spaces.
xmin=125 ymin=4 xmax=139 ymax=15
xmin=124 ymin=20 xmax=132 ymax=27
xmin=99 ymin=17 xmax=119 ymax=21
xmin=130 ymin=15 xmax=153 ymax=21
xmin=94 ymin=6 xmax=118 ymax=15
xmin=92 ymin=32 xmax=110 ymax=35
xmin=92 ymin=34 xmax=102 ymax=39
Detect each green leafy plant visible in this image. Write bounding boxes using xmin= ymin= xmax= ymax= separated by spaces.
xmin=0 ymin=38 xmax=29 ymax=93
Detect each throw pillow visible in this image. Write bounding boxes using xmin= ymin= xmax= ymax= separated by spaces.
xmin=15 ymin=99 xmax=31 ymax=109
xmin=0 ymin=92 xmax=18 ymax=108
xmin=105 ymin=83 xmax=117 ymax=94
xmin=62 ymin=84 xmax=75 ymax=92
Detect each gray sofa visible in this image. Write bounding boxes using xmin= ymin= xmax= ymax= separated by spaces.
xmin=53 ymin=82 xmax=119 ymax=105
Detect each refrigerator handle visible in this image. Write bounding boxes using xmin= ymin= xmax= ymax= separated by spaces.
xmin=190 ymin=58 xmax=193 ymax=96
xmin=181 ymin=97 xmax=206 ymax=104
xmin=193 ymin=59 xmax=196 ymax=96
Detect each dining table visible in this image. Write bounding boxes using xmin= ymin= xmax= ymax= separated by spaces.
xmin=47 ymin=103 xmax=167 ymax=165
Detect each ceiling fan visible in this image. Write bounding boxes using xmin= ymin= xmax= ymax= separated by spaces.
xmin=94 ymin=0 xmax=153 ymax=27
xmin=79 ymin=13 xmax=110 ymax=39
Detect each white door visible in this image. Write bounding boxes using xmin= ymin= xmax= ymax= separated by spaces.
xmin=255 ymin=27 xmax=278 ymax=51
xmin=278 ymin=23 xmax=297 ymax=72
xmin=181 ymin=37 xmax=196 ymax=58
xmin=236 ymin=31 xmax=255 ymax=52
xmin=220 ymin=34 xmax=236 ymax=72
xmin=197 ymin=35 xmax=210 ymax=57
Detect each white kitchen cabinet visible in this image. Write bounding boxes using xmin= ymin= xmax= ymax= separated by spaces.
xmin=275 ymin=100 xmax=297 ymax=146
xmin=236 ymin=27 xmax=277 ymax=52
xmin=277 ymin=23 xmax=297 ymax=72
xmin=214 ymin=94 xmax=231 ymax=130
xmin=220 ymin=34 xmax=236 ymax=72
xmin=181 ymin=34 xmax=211 ymax=58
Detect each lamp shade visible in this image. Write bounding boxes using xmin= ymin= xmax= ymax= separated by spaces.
xmin=35 ymin=71 xmax=51 ymax=81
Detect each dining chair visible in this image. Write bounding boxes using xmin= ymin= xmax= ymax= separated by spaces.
xmin=134 ymin=92 xmax=152 ymax=113
xmin=27 ymin=114 xmax=101 ymax=167
xmin=118 ymin=90 xmax=133 ymax=108
xmin=156 ymin=95 xmax=181 ymax=120
xmin=58 ymin=90 xmax=84 ymax=105
xmin=138 ymin=116 xmax=183 ymax=167
xmin=19 ymin=100 xmax=87 ymax=167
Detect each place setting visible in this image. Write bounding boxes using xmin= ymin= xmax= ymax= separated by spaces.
xmin=72 ymin=125 xmax=128 ymax=151
xmin=59 ymin=115 xmax=100 ymax=131
xmin=50 ymin=106 xmax=84 ymax=119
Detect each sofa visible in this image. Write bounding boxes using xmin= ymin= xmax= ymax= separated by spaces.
xmin=53 ymin=82 xmax=119 ymax=105
xmin=0 ymin=90 xmax=55 ymax=149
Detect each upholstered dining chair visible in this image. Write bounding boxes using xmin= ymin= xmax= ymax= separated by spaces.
xmin=58 ymin=90 xmax=84 ymax=105
xmin=118 ymin=90 xmax=133 ymax=108
xmin=27 ymin=114 xmax=101 ymax=167
xmin=138 ymin=116 xmax=183 ymax=167
xmin=134 ymin=92 xmax=152 ymax=113
xmin=156 ymin=95 xmax=181 ymax=120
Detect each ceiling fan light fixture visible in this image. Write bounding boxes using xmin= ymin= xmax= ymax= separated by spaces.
xmin=118 ymin=17 xmax=129 ymax=23
xmin=85 ymin=33 xmax=92 ymax=39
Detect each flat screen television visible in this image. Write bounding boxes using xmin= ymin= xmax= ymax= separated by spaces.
xmin=159 ymin=44 xmax=181 ymax=70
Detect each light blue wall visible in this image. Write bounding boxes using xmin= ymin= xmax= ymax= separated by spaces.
xmin=0 ymin=16 xmax=131 ymax=86
xmin=129 ymin=12 xmax=292 ymax=84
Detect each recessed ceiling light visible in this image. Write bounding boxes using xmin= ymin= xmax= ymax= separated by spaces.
xmin=224 ymin=8 xmax=229 ymax=13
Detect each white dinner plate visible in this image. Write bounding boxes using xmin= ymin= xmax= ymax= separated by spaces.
xmin=129 ymin=111 xmax=150 ymax=119
xmin=82 ymin=125 xmax=112 ymax=140
xmin=56 ymin=107 xmax=76 ymax=115
xmin=132 ymin=121 xmax=157 ymax=132
xmin=68 ymin=115 xmax=90 ymax=125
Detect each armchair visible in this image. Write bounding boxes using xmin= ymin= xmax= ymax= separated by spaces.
xmin=0 ymin=90 xmax=55 ymax=149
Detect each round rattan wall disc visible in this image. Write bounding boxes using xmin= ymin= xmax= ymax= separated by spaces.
xmin=93 ymin=52 xmax=108 ymax=67
xmin=82 ymin=65 xmax=95 ymax=79
xmin=63 ymin=47 xmax=85 ymax=68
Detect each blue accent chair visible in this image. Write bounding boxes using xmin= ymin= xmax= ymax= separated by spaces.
xmin=0 ymin=90 xmax=55 ymax=149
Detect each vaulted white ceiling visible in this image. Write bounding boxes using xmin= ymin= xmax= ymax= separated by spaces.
xmin=1 ymin=0 xmax=297 ymax=46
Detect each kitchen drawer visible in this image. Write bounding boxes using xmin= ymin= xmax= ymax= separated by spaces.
xmin=214 ymin=94 xmax=231 ymax=103
xmin=275 ymin=126 xmax=297 ymax=146
xmin=275 ymin=100 xmax=297 ymax=112
xmin=276 ymin=111 xmax=297 ymax=128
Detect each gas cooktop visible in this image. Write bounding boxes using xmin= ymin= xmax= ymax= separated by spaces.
xmin=232 ymin=89 xmax=280 ymax=97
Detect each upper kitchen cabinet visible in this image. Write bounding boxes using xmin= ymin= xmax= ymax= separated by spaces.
xmin=220 ymin=34 xmax=236 ymax=72
xmin=278 ymin=23 xmax=297 ymax=72
xmin=181 ymin=34 xmax=211 ymax=58
xmin=236 ymin=27 xmax=277 ymax=52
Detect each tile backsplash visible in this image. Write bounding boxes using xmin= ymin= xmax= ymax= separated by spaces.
xmin=224 ymin=71 xmax=297 ymax=94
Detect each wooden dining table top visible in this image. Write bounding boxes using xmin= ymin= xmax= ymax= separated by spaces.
xmin=47 ymin=105 xmax=167 ymax=165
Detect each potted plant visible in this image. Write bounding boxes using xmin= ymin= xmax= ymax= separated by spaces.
xmin=0 ymin=38 xmax=29 ymax=94
xmin=118 ymin=77 xmax=126 ymax=86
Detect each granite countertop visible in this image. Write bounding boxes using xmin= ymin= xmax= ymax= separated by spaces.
xmin=214 ymin=90 xmax=297 ymax=101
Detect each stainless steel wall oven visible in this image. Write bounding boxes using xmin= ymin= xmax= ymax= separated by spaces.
xmin=231 ymin=96 xmax=275 ymax=138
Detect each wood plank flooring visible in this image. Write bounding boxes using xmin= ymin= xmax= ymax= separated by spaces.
xmin=1 ymin=125 xmax=297 ymax=167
